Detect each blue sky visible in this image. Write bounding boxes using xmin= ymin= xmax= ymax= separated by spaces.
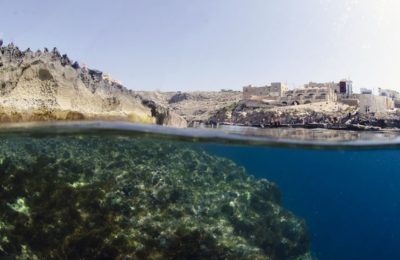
xmin=1 ymin=0 xmax=400 ymax=91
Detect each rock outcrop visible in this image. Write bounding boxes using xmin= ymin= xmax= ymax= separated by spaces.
xmin=0 ymin=134 xmax=310 ymax=259
xmin=141 ymin=99 xmax=187 ymax=128
xmin=0 ymin=43 xmax=186 ymax=127
xmin=208 ymin=100 xmax=400 ymax=131
xmin=136 ymin=90 xmax=242 ymax=126
xmin=209 ymin=100 xmax=358 ymax=128
xmin=168 ymin=91 xmax=190 ymax=104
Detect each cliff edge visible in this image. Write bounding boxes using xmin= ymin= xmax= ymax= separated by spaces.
xmin=0 ymin=43 xmax=187 ymax=128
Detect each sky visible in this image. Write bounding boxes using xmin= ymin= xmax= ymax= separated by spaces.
xmin=1 ymin=0 xmax=400 ymax=92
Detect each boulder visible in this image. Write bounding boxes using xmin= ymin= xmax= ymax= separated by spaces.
xmin=168 ymin=91 xmax=190 ymax=104
xmin=142 ymin=99 xmax=187 ymax=128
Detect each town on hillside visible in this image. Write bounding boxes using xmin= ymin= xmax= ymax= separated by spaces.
xmin=242 ymin=80 xmax=398 ymax=115
xmin=205 ymin=80 xmax=400 ymax=130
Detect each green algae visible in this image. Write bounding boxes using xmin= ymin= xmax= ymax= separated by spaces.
xmin=0 ymin=135 xmax=310 ymax=259
xmin=7 ymin=198 xmax=29 ymax=216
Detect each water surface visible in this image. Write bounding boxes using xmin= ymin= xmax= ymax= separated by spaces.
xmin=0 ymin=121 xmax=399 ymax=259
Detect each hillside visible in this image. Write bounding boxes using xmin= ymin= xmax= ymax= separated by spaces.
xmin=136 ymin=90 xmax=242 ymax=126
xmin=0 ymin=43 xmax=186 ymax=127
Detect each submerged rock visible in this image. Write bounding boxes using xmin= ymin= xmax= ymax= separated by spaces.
xmin=0 ymin=135 xmax=310 ymax=259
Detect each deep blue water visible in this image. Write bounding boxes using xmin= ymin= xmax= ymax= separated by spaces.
xmin=205 ymin=144 xmax=400 ymax=260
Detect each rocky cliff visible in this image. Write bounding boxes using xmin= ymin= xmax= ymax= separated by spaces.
xmin=136 ymin=90 xmax=241 ymax=126
xmin=209 ymin=100 xmax=358 ymax=127
xmin=0 ymin=43 xmax=186 ymax=128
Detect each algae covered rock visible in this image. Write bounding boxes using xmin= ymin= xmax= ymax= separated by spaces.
xmin=0 ymin=135 xmax=310 ymax=259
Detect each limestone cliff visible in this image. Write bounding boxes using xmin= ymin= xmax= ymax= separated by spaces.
xmin=0 ymin=43 xmax=186 ymax=127
xmin=135 ymin=90 xmax=241 ymax=126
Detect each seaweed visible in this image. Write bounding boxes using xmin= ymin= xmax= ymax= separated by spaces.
xmin=0 ymin=135 xmax=310 ymax=259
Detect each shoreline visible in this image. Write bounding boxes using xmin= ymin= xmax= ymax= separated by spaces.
xmin=215 ymin=122 xmax=386 ymax=131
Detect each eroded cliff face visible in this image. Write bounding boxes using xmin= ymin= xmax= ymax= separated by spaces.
xmin=135 ymin=90 xmax=241 ymax=126
xmin=0 ymin=44 xmax=186 ymax=127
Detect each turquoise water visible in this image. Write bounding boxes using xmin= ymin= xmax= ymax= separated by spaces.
xmin=0 ymin=122 xmax=399 ymax=259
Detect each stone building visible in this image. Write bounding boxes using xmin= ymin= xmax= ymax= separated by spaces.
xmin=279 ymin=86 xmax=337 ymax=105
xmin=304 ymin=82 xmax=337 ymax=90
xmin=335 ymin=80 xmax=353 ymax=99
xmin=304 ymin=80 xmax=353 ymax=100
xmin=379 ymin=88 xmax=400 ymax=108
xmin=360 ymin=88 xmax=372 ymax=94
xmin=354 ymin=94 xmax=394 ymax=114
xmin=379 ymin=88 xmax=399 ymax=99
xmin=243 ymin=82 xmax=288 ymax=100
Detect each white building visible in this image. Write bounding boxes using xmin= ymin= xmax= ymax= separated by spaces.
xmin=354 ymin=94 xmax=394 ymax=114
xmin=379 ymin=88 xmax=400 ymax=99
xmin=279 ymin=86 xmax=337 ymax=105
xmin=243 ymin=83 xmax=288 ymax=100
xmin=360 ymin=88 xmax=372 ymax=95
xmin=304 ymin=80 xmax=353 ymax=100
xmin=335 ymin=80 xmax=353 ymax=99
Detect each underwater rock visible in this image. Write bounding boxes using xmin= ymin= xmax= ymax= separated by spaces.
xmin=0 ymin=135 xmax=310 ymax=259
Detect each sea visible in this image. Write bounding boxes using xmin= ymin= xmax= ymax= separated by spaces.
xmin=0 ymin=121 xmax=400 ymax=260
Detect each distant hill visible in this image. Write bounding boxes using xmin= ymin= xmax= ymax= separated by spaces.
xmin=0 ymin=43 xmax=186 ymax=127
xmin=135 ymin=90 xmax=242 ymax=126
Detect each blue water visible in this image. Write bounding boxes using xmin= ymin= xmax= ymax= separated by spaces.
xmin=2 ymin=122 xmax=400 ymax=259
xmin=206 ymin=145 xmax=400 ymax=260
